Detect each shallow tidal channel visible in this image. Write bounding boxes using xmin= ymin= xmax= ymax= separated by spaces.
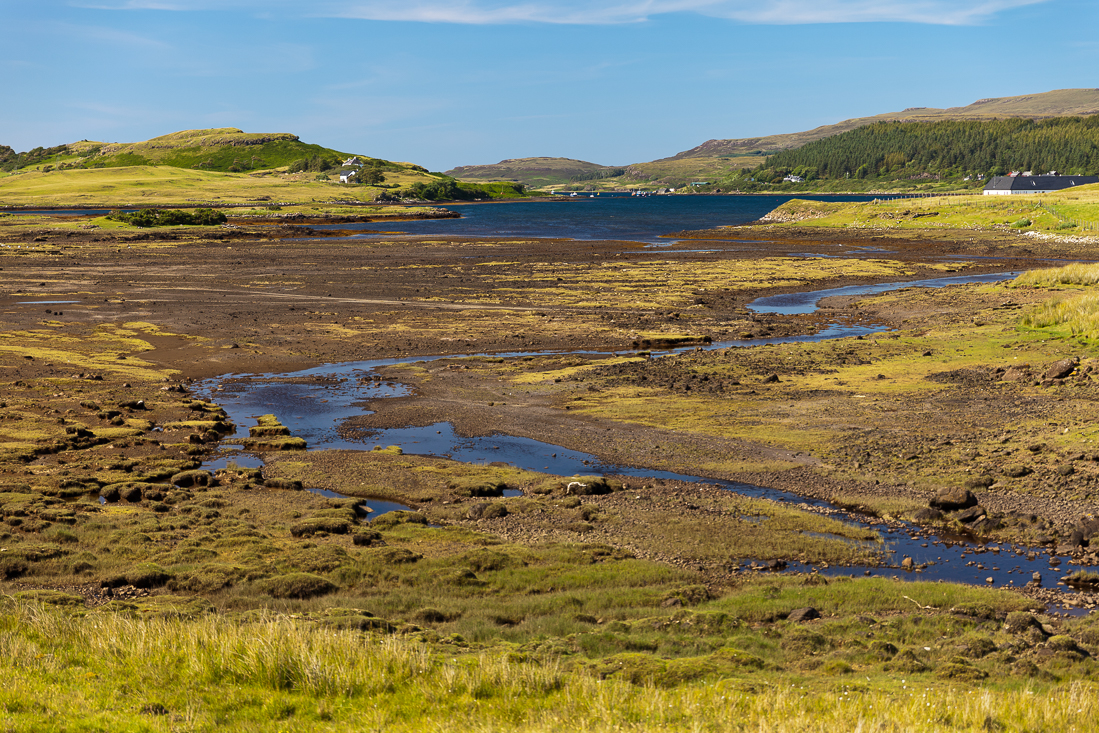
xmin=195 ymin=271 xmax=1088 ymax=611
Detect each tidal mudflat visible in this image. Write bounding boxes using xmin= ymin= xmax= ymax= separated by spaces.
xmin=4 ymin=201 xmax=1099 ymax=730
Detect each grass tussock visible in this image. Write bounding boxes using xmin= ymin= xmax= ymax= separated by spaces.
xmin=1013 ymin=265 xmax=1099 ymax=337
xmin=1020 ymin=291 xmax=1099 ymax=337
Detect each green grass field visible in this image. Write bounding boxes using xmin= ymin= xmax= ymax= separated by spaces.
xmin=0 ymin=165 xmax=444 ymax=207
xmin=756 ymin=184 xmax=1099 ymax=233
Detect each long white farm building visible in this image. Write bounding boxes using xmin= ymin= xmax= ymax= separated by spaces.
xmin=983 ymin=175 xmax=1099 ymax=195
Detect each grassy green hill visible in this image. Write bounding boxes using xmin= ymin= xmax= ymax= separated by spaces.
xmin=0 ymin=128 xmax=401 ymax=175
xmin=0 ymin=129 xmax=525 ymax=205
xmin=444 ymin=157 xmax=626 ymax=188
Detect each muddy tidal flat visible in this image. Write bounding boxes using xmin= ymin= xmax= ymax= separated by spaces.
xmin=8 ymin=206 xmax=1099 ymax=730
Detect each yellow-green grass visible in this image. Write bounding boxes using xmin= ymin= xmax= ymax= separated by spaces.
xmin=1020 ymin=292 xmax=1099 ymax=339
xmin=761 ymin=186 xmax=1099 ymax=232
xmin=1 ymin=584 xmax=1094 ymax=733
xmin=1013 ymin=263 xmax=1099 ymax=288
xmin=0 ymin=165 xmax=434 ymax=207
xmin=558 ymin=311 xmax=1022 ymax=449
xmin=1012 ymin=264 xmax=1099 ymax=340
xmin=450 ymin=257 xmax=920 ymax=310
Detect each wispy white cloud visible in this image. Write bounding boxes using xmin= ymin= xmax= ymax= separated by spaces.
xmin=69 ymin=1 xmax=192 ymax=9
xmin=64 ymin=0 xmax=1052 ymax=25
xmin=323 ymin=0 xmax=1051 ymax=26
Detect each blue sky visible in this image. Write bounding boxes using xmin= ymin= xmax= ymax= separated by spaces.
xmin=3 ymin=1 xmax=1096 ymax=170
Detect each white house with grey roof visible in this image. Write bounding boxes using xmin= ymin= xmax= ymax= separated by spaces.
xmin=983 ymin=175 xmax=1099 ymax=195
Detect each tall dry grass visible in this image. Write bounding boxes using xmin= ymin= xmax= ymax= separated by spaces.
xmin=1 ymin=599 xmax=1097 ymax=731
xmin=1012 ymin=263 xmax=1099 ymax=288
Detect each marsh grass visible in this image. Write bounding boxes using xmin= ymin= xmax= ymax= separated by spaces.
xmin=832 ymin=492 xmax=927 ymax=520
xmin=1012 ymin=263 xmax=1099 ymax=288
xmin=1010 ymin=265 xmax=1099 ymax=338
xmin=761 ymin=192 xmax=1099 ymax=234
xmin=1020 ymin=291 xmax=1099 ymax=338
xmin=0 ymin=597 xmax=1096 ymax=732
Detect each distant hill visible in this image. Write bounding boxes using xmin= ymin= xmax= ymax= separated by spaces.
xmin=443 ymin=89 xmax=1099 ymax=191
xmin=445 ymin=157 xmax=625 ymax=188
xmin=746 ymin=114 xmax=1099 ymax=193
xmin=666 ymin=88 xmax=1099 ymax=161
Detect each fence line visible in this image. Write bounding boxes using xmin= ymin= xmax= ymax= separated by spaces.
xmin=1038 ymin=201 xmax=1099 ymax=232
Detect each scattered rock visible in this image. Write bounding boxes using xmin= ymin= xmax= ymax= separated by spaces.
xmin=1043 ymin=357 xmax=1079 ymax=381
xmin=930 ymin=487 xmax=977 ymax=511
xmin=955 ymin=505 xmax=987 ymax=524
xmin=912 ymin=507 xmax=944 ymax=522
xmin=787 ymin=607 xmax=821 ymax=623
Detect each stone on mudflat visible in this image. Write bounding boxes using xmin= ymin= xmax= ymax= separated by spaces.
xmin=955 ymin=505 xmax=987 ymax=524
xmin=930 ymin=487 xmax=977 ymax=511
xmin=913 ymin=507 xmax=944 ymax=522
xmin=1043 ymin=357 xmax=1079 ymax=381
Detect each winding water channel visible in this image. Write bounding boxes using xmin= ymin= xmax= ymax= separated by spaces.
xmin=195 ymin=271 xmax=1088 ymax=611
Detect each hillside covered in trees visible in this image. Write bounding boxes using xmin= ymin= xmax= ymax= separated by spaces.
xmin=750 ymin=116 xmax=1099 ymax=186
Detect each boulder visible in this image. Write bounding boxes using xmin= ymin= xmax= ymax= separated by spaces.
xmin=1001 ymin=366 xmax=1031 ymax=382
xmin=955 ymin=505 xmax=987 ymax=524
xmin=964 ymin=475 xmax=995 ymax=490
xmin=930 ymin=487 xmax=977 ymax=511
xmin=1043 ymin=357 xmax=1079 ymax=380
xmin=787 ymin=607 xmax=821 ymax=623
xmin=912 ymin=507 xmax=944 ymax=522
xmin=1076 ymin=515 xmax=1099 ymax=541
xmin=467 ymin=502 xmax=508 ymax=520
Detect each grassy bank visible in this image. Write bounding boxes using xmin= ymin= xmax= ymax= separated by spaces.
xmin=754 ymin=185 xmax=1099 ymax=234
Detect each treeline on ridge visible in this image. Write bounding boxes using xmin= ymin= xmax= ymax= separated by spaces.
xmin=569 ymin=168 xmax=627 ymax=183
xmin=752 ymin=116 xmax=1099 ymax=183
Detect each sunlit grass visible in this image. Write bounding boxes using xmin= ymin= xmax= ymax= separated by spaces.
xmin=1 ymin=598 xmax=1096 ymax=732
xmin=1020 ymin=291 xmax=1099 ymax=337
xmin=1012 ymin=262 xmax=1099 ymax=288
xmin=761 ymin=185 xmax=1099 ymax=233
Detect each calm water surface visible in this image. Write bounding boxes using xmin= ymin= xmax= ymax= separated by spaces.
xmin=321 ymin=194 xmax=892 ymax=244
